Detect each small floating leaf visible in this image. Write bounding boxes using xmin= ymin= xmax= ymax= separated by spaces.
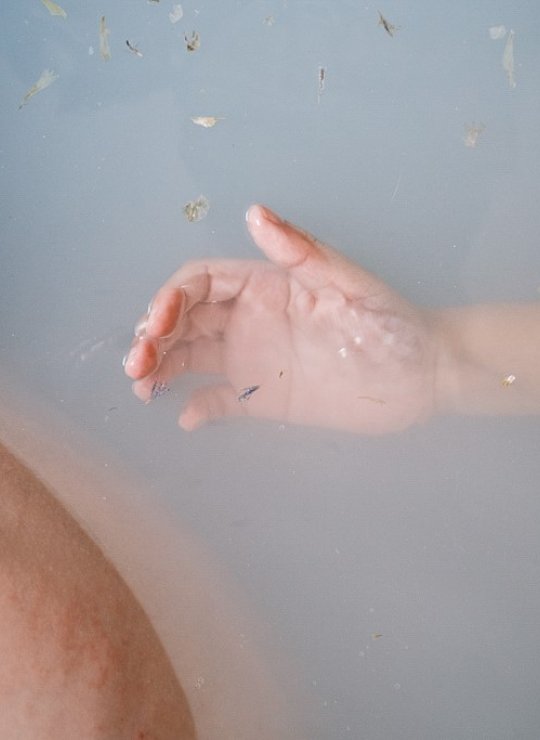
xmin=19 ymin=69 xmax=58 ymax=109
xmin=99 ymin=16 xmax=111 ymax=61
xmin=169 ymin=4 xmax=183 ymax=23
xmin=40 ymin=0 xmax=67 ymax=18
xmin=183 ymin=195 xmax=210 ymax=222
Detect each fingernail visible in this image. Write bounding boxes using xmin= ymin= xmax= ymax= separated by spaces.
xmin=134 ymin=318 xmax=147 ymax=337
xmin=248 ymin=204 xmax=282 ymax=227
xmin=260 ymin=205 xmax=282 ymax=224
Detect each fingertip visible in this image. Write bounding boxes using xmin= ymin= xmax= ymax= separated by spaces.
xmin=146 ymin=287 xmax=184 ymax=338
xmin=179 ymin=408 xmax=203 ymax=431
xmin=246 ymin=204 xmax=282 ymax=228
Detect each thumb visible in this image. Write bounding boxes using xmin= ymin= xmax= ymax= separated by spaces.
xmin=246 ymin=204 xmax=385 ymax=299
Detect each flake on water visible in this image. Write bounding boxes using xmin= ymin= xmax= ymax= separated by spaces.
xmin=371 ymin=632 xmax=383 ymax=640
xmin=502 ymin=29 xmax=516 ymax=88
xmin=183 ymin=195 xmax=209 ymax=222
xmin=99 ymin=16 xmax=111 ymax=61
xmin=378 ymin=11 xmax=397 ymax=37
xmin=40 ymin=0 xmax=67 ymax=18
xmin=489 ymin=25 xmax=506 ymax=40
xmin=317 ymin=65 xmax=326 ymax=104
xmin=19 ymin=69 xmax=58 ymax=109
xmin=264 ymin=15 xmax=275 ymax=26
xmin=88 ymin=45 xmax=95 ymax=55
xmin=126 ymin=40 xmax=144 ymax=58
xmin=185 ymin=31 xmax=200 ymax=52
xmin=464 ymin=123 xmax=485 ymax=148
xmin=169 ymin=4 xmax=183 ymax=23
xmin=237 ymin=385 xmax=260 ymax=403
xmin=150 ymin=380 xmax=170 ymax=400
xmin=191 ymin=116 xmax=222 ymax=128
xmin=501 ymin=374 xmax=516 ymax=387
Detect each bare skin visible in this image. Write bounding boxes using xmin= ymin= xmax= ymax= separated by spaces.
xmin=0 ymin=441 xmax=196 ymax=739
xmin=124 ymin=204 xmax=540 ymax=432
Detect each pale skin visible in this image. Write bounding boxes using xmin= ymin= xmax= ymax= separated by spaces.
xmin=124 ymin=204 xmax=540 ymax=431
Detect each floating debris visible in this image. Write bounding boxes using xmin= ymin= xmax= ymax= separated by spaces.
xmin=99 ymin=16 xmax=111 ymax=61
xmin=191 ymin=116 xmax=222 ymax=128
xmin=390 ymin=171 xmax=402 ymax=202
xmin=169 ymin=4 xmax=183 ymax=23
xmin=150 ymin=380 xmax=170 ymax=400
xmin=371 ymin=633 xmax=383 ymax=640
xmin=357 ymin=396 xmax=386 ymax=405
xmin=183 ymin=195 xmax=209 ymax=222
xmin=126 ymin=40 xmax=143 ymax=58
xmin=40 ymin=0 xmax=67 ymax=18
xmin=264 ymin=15 xmax=275 ymax=26
xmin=185 ymin=31 xmax=200 ymax=52
xmin=18 ymin=69 xmax=58 ymax=109
xmin=279 ymin=370 xmax=284 ymax=379
xmin=238 ymin=385 xmax=260 ymax=403
xmin=464 ymin=123 xmax=485 ymax=148
xmin=88 ymin=45 xmax=95 ymax=55
xmin=317 ymin=65 xmax=326 ymax=104
xmin=502 ymin=29 xmax=516 ymax=88
xmin=378 ymin=11 xmax=397 ymax=37
xmin=502 ymin=374 xmax=516 ymax=387
xmin=489 ymin=25 xmax=506 ymax=40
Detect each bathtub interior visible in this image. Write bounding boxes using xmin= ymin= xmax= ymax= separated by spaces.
xmin=1 ymin=1 xmax=540 ymax=738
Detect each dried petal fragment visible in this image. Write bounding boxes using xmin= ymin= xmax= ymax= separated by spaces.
xmin=191 ymin=116 xmax=222 ymax=128
xmin=126 ymin=40 xmax=144 ymax=58
xmin=502 ymin=29 xmax=516 ymax=88
xmin=237 ymin=385 xmax=260 ymax=403
xmin=183 ymin=195 xmax=210 ymax=222
xmin=99 ymin=16 xmax=111 ymax=61
xmin=464 ymin=123 xmax=485 ymax=148
xmin=150 ymin=380 xmax=170 ymax=400
xmin=489 ymin=25 xmax=506 ymax=40
xmin=317 ymin=65 xmax=326 ymax=104
xmin=169 ymin=4 xmax=184 ymax=23
xmin=19 ymin=69 xmax=58 ymax=109
xmin=40 ymin=0 xmax=67 ymax=18
xmin=185 ymin=31 xmax=200 ymax=52
xmin=378 ymin=11 xmax=397 ymax=37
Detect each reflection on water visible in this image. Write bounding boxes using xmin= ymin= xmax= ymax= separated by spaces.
xmin=1 ymin=1 xmax=540 ymax=737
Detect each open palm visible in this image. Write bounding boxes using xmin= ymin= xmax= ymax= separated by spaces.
xmin=125 ymin=205 xmax=438 ymax=434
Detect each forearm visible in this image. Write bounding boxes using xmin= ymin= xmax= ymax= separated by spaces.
xmin=433 ymin=303 xmax=540 ymax=417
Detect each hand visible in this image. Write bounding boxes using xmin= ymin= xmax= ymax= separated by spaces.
xmin=124 ymin=205 xmax=439 ymax=434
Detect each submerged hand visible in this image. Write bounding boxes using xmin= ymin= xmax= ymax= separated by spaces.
xmin=124 ymin=205 xmax=439 ymax=433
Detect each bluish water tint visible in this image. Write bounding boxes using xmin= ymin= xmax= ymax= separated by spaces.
xmin=1 ymin=2 xmax=540 ymax=737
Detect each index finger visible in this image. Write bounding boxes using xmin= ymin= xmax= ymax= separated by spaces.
xmin=145 ymin=260 xmax=264 ymax=339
